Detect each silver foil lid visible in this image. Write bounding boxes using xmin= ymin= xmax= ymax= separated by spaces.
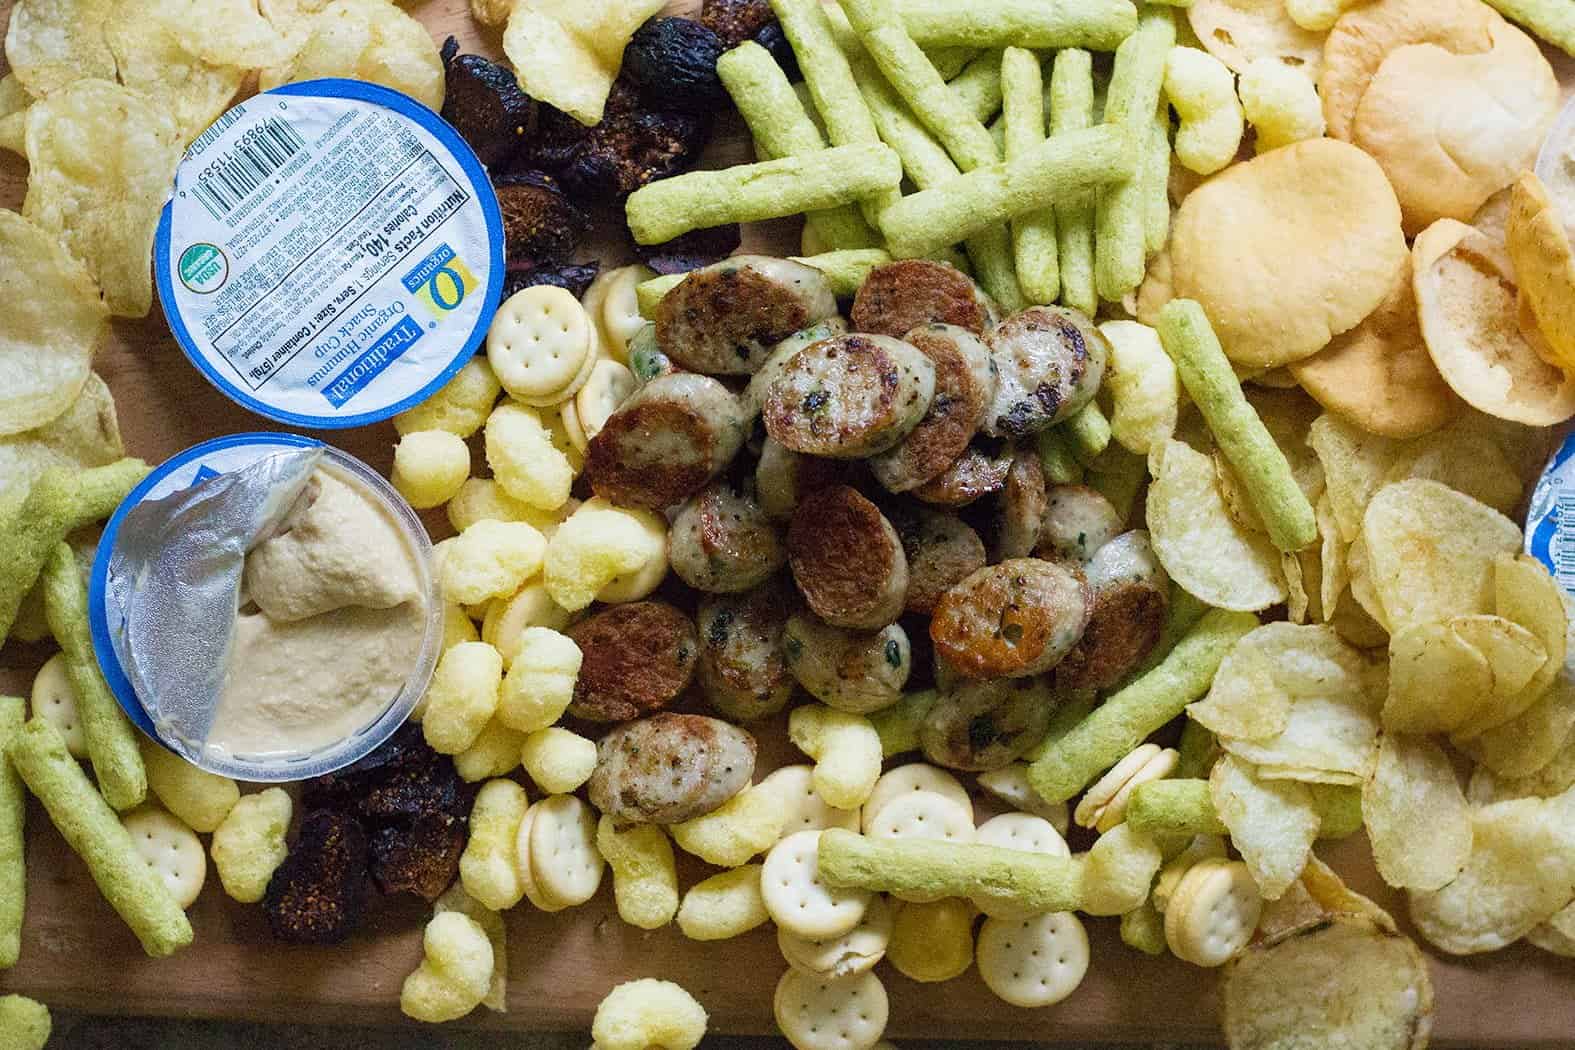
xmin=106 ymin=447 xmax=322 ymax=754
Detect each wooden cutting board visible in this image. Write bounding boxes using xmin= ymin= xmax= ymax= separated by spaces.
xmin=1 ymin=0 xmax=1574 ymax=1042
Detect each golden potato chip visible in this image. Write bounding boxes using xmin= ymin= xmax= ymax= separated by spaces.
xmin=1319 ymin=0 xmax=1496 ymax=142
xmin=1209 ymin=754 xmax=1319 ymax=900
xmin=1281 ymin=552 xmax=1309 ymax=624
xmin=0 ymin=113 xmax=24 ymax=157
xmin=1223 ymin=916 xmax=1434 ymax=1050
xmin=1316 ymin=495 xmax=1345 ymax=622
xmin=1329 ymin=586 xmax=1389 ymax=650
xmin=1408 ymin=787 xmax=1575 ymax=955
xmin=1187 ymin=0 xmax=1325 ymax=79
xmin=1472 ymin=185 xmax=1513 ymax=243
xmin=105 ymin=0 xmax=245 ymax=143
xmin=3 ymin=0 xmax=118 ymax=97
xmin=1307 ymin=412 xmax=1403 ymax=543
xmin=1528 ymin=907 xmax=1575 ymax=958
xmin=1469 ymin=732 xmax=1575 ymax=805
xmin=1216 ymin=629 xmax=1378 ymax=786
xmin=1169 ymin=138 xmax=1407 ymax=369
xmin=1451 ymin=555 xmax=1570 ymax=740
xmin=1361 ymin=479 xmax=1521 ymax=633
xmin=0 ymin=209 xmax=107 ymax=438
xmin=23 ymin=79 xmax=184 ymax=319
xmin=153 ymin=0 xmax=297 ymax=69
xmin=0 ymin=75 xmax=29 ymax=120
xmin=1289 ymin=255 xmax=1460 ymax=440
xmin=1384 ymin=619 xmax=1494 ymax=734
xmin=1147 ymin=439 xmax=1286 ymax=612
xmin=1507 ymin=173 xmax=1575 ymax=373
xmin=259 ymin=0 xmax=445 ymax=112
xmin=1352 ymin=21 xmax=1558 ymax=235
xmin=1363 ymin=734 xmax=1472 ymax=891
xmin=1459 ymin=599 xmax=1575 ymax=777
xmin=1380 ymin=427 xmax=1521 ymax=517
xmin=504 ymin=0 xmax=667 ymax=126
xmin=1191 ymin=623 xmax=1368 ymax=751
xmin=1298 ymin=854 xmax=1398 ymax=932
xmin=0 ymin=372 xmax=122 ymax=513
xmin=1413 ymin=219 xmax=1575 ymax=426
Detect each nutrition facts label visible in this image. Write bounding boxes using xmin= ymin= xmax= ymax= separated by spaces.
xmin=156 ymin=80 xmax=502 ymax=428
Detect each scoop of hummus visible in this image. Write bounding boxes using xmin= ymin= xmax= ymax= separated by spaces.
xmin=244 ymin=470 xmax=423 ymax=621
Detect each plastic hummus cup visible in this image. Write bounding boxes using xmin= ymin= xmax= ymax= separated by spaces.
xmin=155 ymin=79 xmax=503 ymax=428
xmin=89 ymin=435 xmax=443 ymax=782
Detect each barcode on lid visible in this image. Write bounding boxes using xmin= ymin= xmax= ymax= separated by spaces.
xmin=191 ymin=117 xmax=307 ymax=221
xmin=1556 ymin=493 xmax=1575 ymax=583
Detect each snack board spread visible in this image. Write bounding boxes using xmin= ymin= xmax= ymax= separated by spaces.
xmin=3 ymin=0 xmax=1575 ymax=1047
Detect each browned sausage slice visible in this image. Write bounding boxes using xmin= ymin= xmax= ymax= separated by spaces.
xmin=929 ymin=558 xmax=1091 ymax=679
xmin=994 ymin=450 xmax=1048 ymax=561
xmin=921 ymin=677 xmax=1058 ymax=772
xmin=762 ymin=334 xmax=935 ymax=459
xmin=912 ymin=440 xmax=1013 ymax=507
xmin=984 ymin=306 xmax=1108 ymax=439
xmin=670 ymin=480 xmax=786 ymax=593
xmin=1055 ymin=531 xmax=1170 ymax=690
xmin=1036 ymin=484 xmax=1123 ymax=564
xmin=754 ymin=438 xmax=849 ymax=521
xmin=696 ymin=582 xmax=795 ymax=722
xmin=588 ymin=714 xmax=757 ymax=825
xmin=869 ymin=323 xmax=998 ymax=493
xmin=788 ymin=485 xmax=909 ymax=629
xmin=888 ymin=506 xmax=987 ymax=616
xmin=656 ymin=255 xmax=838 ymax=374
xmin=584 ymin=372 xmax=747 ymax=510
xmin=567 ymin=601 xmax=699 ymax=722
xmin=850 ymin=259 xmax=996 ymax=338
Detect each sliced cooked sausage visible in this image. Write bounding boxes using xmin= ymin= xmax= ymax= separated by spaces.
xmin=788 ymin=485 xmax=908 ymax=629
xmin=850 ymin=259 xmax=996 ymax=338
xmin=588 ymin=714 xmax=757 ymax=825
xmin=889 ymin=506 xmax=987 ymax=616
xmin=742 ymin=317 xmax=849 ymax=418
xmin=921 ymin=677 xmax=1057 ymax=772
xmin=984 ymin=306 xmax=1108 ymax=439
xmin=1056 ymin=530 xmax=1170 ymax=691
xmin=929 ymin=558 xmax=1092 ymax=679
xmin=655 ymin=255 xmax=838 ymax=374
xmin=869 ymin=323 xmax=998 ymax=493
xmin=994 ymin=450 xmax=1048 ymax=561
xmin=763 ymin=333 xmax=935 ymax=459
xmin=566 ymin=601 xmax=699 ymax=722
xmin=912 ymin=439 xmax=1013 ymax=507
xmin=754 ymin=438 xmax=847 ymax=521
xmin=669 ymin=479 xmax=786 ymax=593
xmin=783 ymin=612 xmax=911 ymax=714
xmin=696 ymin=583 xmax=795 ymax=722
xmin=1036 ymin=484 xmax=1123 ymax=565
xmin=584 ymin=372 xmax=747 ymax=510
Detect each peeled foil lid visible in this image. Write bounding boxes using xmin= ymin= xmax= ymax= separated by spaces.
xmin=106 ymin=447 xmax=322 ymax=754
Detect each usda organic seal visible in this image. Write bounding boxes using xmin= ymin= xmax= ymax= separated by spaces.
xmin=155 ymin=79 xmax=503 ymax=428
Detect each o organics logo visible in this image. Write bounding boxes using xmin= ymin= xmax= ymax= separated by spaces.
xmin=179 ymin=243 xmax=228 ymax=294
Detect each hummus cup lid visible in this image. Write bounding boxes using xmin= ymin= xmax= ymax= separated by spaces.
xmin=89 ymin=434 xmax=443 ymax=782
xmin=154 ymin=79 xmax=504 ymax=429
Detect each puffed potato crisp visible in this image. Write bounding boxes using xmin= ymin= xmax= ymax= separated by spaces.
xmin=1187 ymin=0 xmax=1325 ymax=80
xmin=0 ymin=210 xmax=107 ymax=438
xmin=1507 ymin=172 xmax=1575 ymax=373
xmin=1168 ymin=138 xmax=1406 ymax=370
xmin=1413 ymin=219 xmax=1575 ymax=426
xmin=23 ymin=79 xmax=184 ymax=319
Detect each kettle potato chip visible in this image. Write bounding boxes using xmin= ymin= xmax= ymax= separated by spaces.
xmin=1209 ymin=754 xmax=1319 ymax=899
xmin=1363 ymin=734 xmax=1473 ymax=891
xmin=23 ymin=79 xmax=183 ymax=319
xmin=1223 ymin=916 xmax=1434 ymax=1050
xmin=1413 ymin=219 xmax=1575 ymax=426
xmin=0 ymin=209 xmax=106 ymax=438
xmin=1385 ymin=619 xmax=1497 ymax=735
xmin=1361 ymin=479 xmax=1521 ymax=634
xmin=105 ymin=0 xmax=245 ymax=143
xmin=259 ymin=0 xmax=445 ymax=112
xmin=0 ymin=372 xmax=122 ymax=513
xmin=504 ymin=0 xmax=667 ymax=126
xmin=3 ymin=0 xmax=118 ymax=97
xmin=1147 ymin=439 xmax=1287 ymax=612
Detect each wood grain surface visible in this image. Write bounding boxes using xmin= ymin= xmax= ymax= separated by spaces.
xmin=1 ymin=0 xmax=1573 ymax=1043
